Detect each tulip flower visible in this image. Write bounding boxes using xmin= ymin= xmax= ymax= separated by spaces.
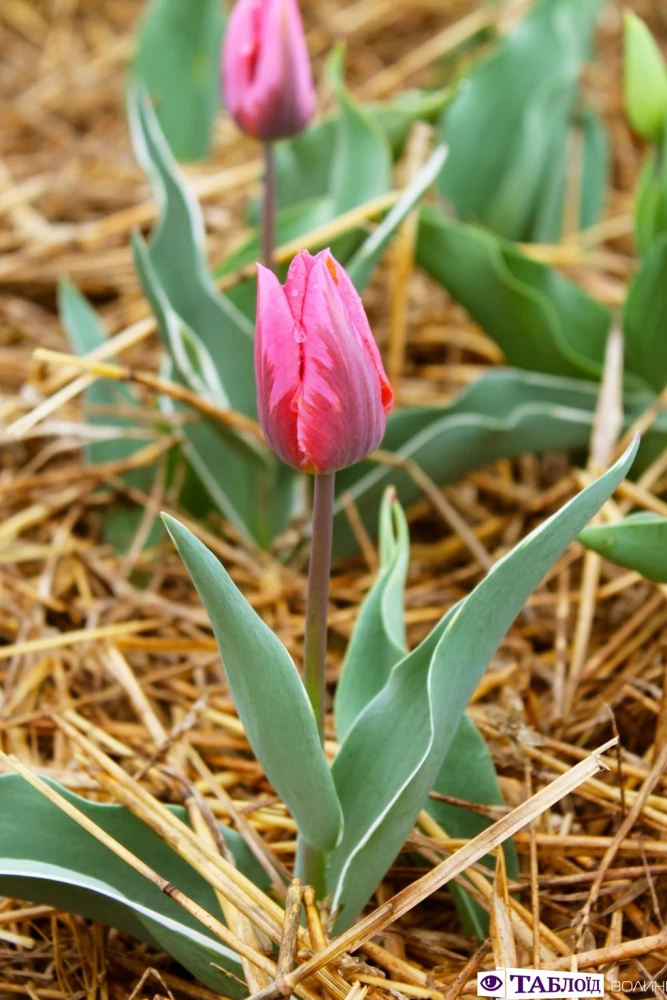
xmin=222 ymin=0 xmax=316 ymax=142
xmin=255 ymin=248 xmax=393 ymax=800
xmin=255 ymin=248 xmax=394 ymax=475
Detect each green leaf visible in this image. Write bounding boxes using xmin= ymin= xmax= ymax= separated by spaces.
xmin=128 ymin=82 xmax=256 ymax=418
xmin=437 ymin=0 xmax=607 ymax=241
xmin=0 ymin=773 xmax=269 ymax=993
xmin=328 ymin=440 xmax=639 ymax=929
xmin=346 ymin=144 xmax=448 ymax=292
xmin=334 ymin=490 xmax=410 ymax=742
xmin=428 ymin=713 xmax=518 ymax=937
xmin=579 ymin=511 xmax=667 ymax=582
xmin=58 ymin=280 xmax=162 ymax=552
xmin=162 ymin=515 xmax=343 ymax=853
xmin=368 ymin=88 xmax=453 ymax=156
xmin=623 ymin=233 xmax=667 ymax=393
xmin=331 ymin=87 xmax=392 ymax=216
xmin=134 ymin=0 xmax=224 ymax=162
xmin=332 ymin=369 xmax=666 ymax=557
xmin=416 ymin=209 xmax=615 ymax=383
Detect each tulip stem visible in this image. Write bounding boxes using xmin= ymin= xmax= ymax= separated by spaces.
xmin=303 ymin=472 xmax=335 ymax=744
xmin=262 ymin=142 xmax=277 ymax=272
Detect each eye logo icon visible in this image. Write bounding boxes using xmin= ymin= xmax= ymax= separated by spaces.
xmin=480 ymin=975 xmax=503 ymax=992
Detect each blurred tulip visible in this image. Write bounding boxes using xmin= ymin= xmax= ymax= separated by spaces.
xmin=255 ymin=249 xmax=394 ymax=474
xmin=222 ymin=0 xmax=315 ymax=141
xmin=624 ymin=10 xmax=667 ymax=145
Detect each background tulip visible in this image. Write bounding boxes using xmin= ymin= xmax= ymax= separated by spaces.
xmin=222 ymin=0 xmax=316 ymax=142
xmin=255 ymin=249 xmax=394 ymax=475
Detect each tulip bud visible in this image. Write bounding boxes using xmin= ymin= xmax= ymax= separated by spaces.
xmin=624 ymin=10 xmax=667 ymax=145
xmin=222 ymin=0 xmax=316 ymax=142
xmin=255 ymin=249 xmax=394 ymax=474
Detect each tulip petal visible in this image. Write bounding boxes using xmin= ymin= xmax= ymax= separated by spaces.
xmin=296 ymin=256 xmax=387 ymax=472
xmin=255 ymin=264 xmax=303 ymax=469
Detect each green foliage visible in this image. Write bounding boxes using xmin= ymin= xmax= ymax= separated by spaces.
xmin=162 ymin=515 xmax=343 ymax=854
xmin=333 ymin=491 xmax=515 ymax=935
xmin=328 ymin=441 xmax=637 ymax=929
xmin=437 ymin=0 xmax=608 ymax=241
xmin=134 ymin=0 xmax=225 ymax=161
xmin=0 ymin=774 xmax=269 ymax=993
xmin=623 ymin=10 xmax=667 ymax=146
xmin=416 ymin=209 xmax=614 ymax=383
xmin=635 ymin=147 xmax=667 ymax=256
xmin=333 ymin=370 xmax=666 ymax=557
xmin=59 ymin=280 xmax=162 ymax=552
xmin=623 ymin=234 xmax=667 ymax=393
xmin=579 ymin=512 xmax=667 ymax=582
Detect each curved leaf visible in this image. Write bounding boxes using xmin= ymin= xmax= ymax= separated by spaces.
xmin=428 ymin=713 xmax=518 ymax=937
xmin=328 ymin=440 xmax=639 ymax=929
xmin=163 ymin=515 xmax=343 ymax=853
xmin=437 ymin=0 xmax=607 ymax=241
xmin=331 ymin=87 xmax=392 ymax=216
xmin=579 ymin=511 xmax=667 ymax=582
xmin=134 ymin=0 xmax=224 ymax=161
xmin=333 ymin=369 xmax=666 ymax=556
xmin=334 ymin=490 xmax=410 ymax=742
xmin=0 ymin=774 xmax=269 ymax=993
xmin=128 ymin=82 xmax=256 ymax=418
xmin=623 ymin=233 xmax=667 ymax=393
xmin=416 ymin=209 xmax=614 ymax=383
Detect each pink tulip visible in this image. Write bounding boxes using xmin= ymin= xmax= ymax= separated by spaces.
xmin=222 ymin=0 xmax=316 ymax=142
xmin=255 ymin=249 xmax=394 ymax=474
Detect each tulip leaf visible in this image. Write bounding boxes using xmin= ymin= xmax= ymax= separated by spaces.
xmin=437 ymin=0 xmax=608 ymax=241
xmin=579 ymin=512 xmax=667 ymax=582
xmin=132 ymin=231 xmax=294 ymax=545
xmin=623 ymin=234 xmax=667 ymax=393
xmin=163 ymin=515 xmax=343 ymax=853
xmin=333 ymin=369 xmax=667 ymax=556
xmin=334 ymin=490 xmax=410 ymax=743
xmin=134 ymin=0 xmax=225 ymax=162
xmin=333 ymin=491 xmax=514 ymax=935
xmin=328 ymin=439 xmax=638 ymax=929
xmin=634 ymin=148 xmax=667 ymax=257
xmin=416 ymin=208 xmax=615 ymax=383
xmin=331 ymin=87 xmax=392 ymax=216
xmin=58 ymin=280 xmax=163 ymax=552
xmin=0 ymin=773 xmax=269 ymax=994
xmin=128 ymin=82 xmax=256 ymax=418
xmin=427 ymin=713 xmax=518 ymax=937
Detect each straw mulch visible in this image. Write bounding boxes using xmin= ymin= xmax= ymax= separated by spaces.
xmin=1 ymin=0 xmax=667 ymax=997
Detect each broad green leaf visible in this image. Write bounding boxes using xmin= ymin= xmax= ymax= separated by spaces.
xmin=334 ymin=490 xmax=410 ymax=742
xmin=369 ymin=88 xmax=452 ymax=156
xmin=0 ymin=774 xmax=269 ymax=994
xmin=416 ymin=208 xmax=615 ymax=383
xmin=163 ymin=515 xmax=343 ymax=853
xmin=437 ymin=0 xmax=608 ymax=241
xmin=579 ymin=511 xmax=667 ymax=582
xmin=428 ymin=713 xmax=518 ymax=937
xmin=58 ymin=280 xmax=162 ymax=552
xmin=328 ymin=440 xmax=639 ymax=928
xmin=529 ymin=106 xmax=609 ymax=243
xmin=134 ymin=0 xmax=224 ymax=161
xmin=133 ymin=231 xmax=293 ymax=545
xmin=623 ymin=233 xmax=667 ymax=392
xmin=331 ymin=87 xmax=392 ymax=216
xmin=333 ymin=490 xmax=513 ymax=935
xmin=128 ymin=83 xmax=256 ymax=418
xmin=332 ymin=369 xmax=667 ymax=556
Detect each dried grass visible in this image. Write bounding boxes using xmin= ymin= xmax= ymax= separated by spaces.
xmin=2 ymin=0 xmax=667 ymax=997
